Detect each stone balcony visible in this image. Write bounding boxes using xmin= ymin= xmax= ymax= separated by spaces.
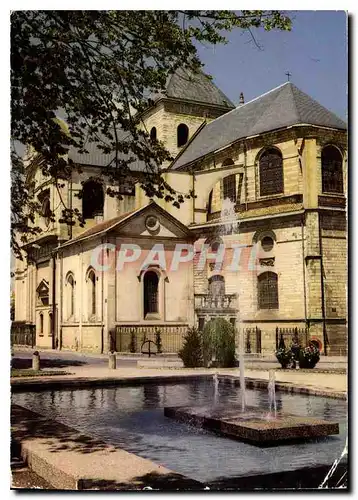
xmin=194 ymin=293 xmax=237 ymax=314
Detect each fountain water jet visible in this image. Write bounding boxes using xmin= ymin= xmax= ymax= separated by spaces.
xmin=220 ymin=198 xmax=247 ymax=412
xmin=267 ymin=369 xmax=277 ymax=419
xmin=239 ymin=328 xmax=246 ymax=412
xmin=213 ymin=372 xmax=219 ymax=405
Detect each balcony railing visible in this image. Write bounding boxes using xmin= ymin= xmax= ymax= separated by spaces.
xmin=194 ymin=294 xmax=237 ymax=312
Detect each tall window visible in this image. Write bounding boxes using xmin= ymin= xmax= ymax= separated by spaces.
xmin=258 ymin=272 xmax=279 ymax=310
xmin=88 ymin=270 xmax=96 ymax=316
xmin=223 ymin=174 xmax=237 ymax=202
xmin=66 ymin=273 xmax=75 ymax=318
xmin=207 ymin=190 xmax=213 ymax=216
xmin=41 ymin=197 xmax=51 ymax=227
xmin=82 ymin=181 xmax=104 ymax=219
xmin=150 ymin=127 xmax=157 ymax=141
xmin=49 ymin=312 xmax=53 ymax=336
xmin=39 ymin=313 xmax=44 ymax=335
xmin=144 ymin=271 xmax=159 ymax=316
xmin=321 ymin=145 xmax=343 ymax=194
xmin=259 ymin=148 xmax=284 ymax=196
xmin=237 ymin=173 xmax=244 ymax=204
xmin=177 ymin=124 xmax=189 ymax=147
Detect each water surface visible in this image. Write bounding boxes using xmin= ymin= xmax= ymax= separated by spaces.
xmin=13 ymin=379 xmax=347 ymax=482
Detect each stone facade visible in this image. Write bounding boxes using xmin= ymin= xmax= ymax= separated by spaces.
xmin=14 ymin=85 xmax=347 ymax=356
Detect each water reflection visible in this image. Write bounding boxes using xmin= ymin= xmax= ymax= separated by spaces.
xmin=143 ymin=385 xmax=160 ymax=407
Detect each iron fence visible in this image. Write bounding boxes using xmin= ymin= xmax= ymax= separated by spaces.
xmin=11 ymin=322 xmax=36 ymax=347
xmin=243 ymin=327 xmax=262 ymax=354
xmin=275 ymin=326 xmax=308 ymax=350
xmin=115 ymin=324 xmax=188 ymax=354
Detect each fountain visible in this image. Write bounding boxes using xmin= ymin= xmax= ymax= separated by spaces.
xmin=213 ymin=372 xmax=219 ymax=406
xmin=267 ymin=369 xmax=277 ymax=419
xmin=220 ymin=198 xmax=246 ymax=412
xmin=164 ymin=198 xmax=339 ymax=445
xmin=238 ymin=328 xmax=246 ymax=412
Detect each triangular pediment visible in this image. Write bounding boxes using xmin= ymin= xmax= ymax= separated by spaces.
xmin=62 ymin=201 xmax=194 ymax=248
xmin=114 ymin=202 xmax=193 ymax=240
xmin=36 ymin=279 xmax=49 ymax=295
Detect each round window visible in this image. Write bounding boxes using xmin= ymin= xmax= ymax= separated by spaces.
xmin=145 ymin=215 xmax=160 ymax=232
xmin=261 ymin=236 xmax=274 ymax=252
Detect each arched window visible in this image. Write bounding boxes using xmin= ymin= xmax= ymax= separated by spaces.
xmin=208 ymin=275 xmax=225 ymax=297
xmin=177 ymin=124 xmax=189 ymax=147
xmin=49 ymin=312 xmax=53 ymax=336
xmin=150 ymin=127 xmax=157 ymax=141
xmin=222 ymin=158 xmax=235 ymax=167
xmin=322 ymin=145 xmax=343 ymax=194
xmin=207 ymin=190 xmax=213 ymax=216
xmin=82 ymin=180 xmax=104 ymax=220
xmin=39 ymin=313 xmax=44 ymax=335
xmin=88 ymin=269 xmax=96 ymax=317
xmin=66 ymin=273 xmax=75 ymax=318
xmin=259 ymin=148 xmax=283 ymax=196
xmin=144 ymin=271 xmax=159 ymax=317
xmin=222 ymin=174 xmax=237 ymax=202
xmin=258 ymin=272 xmax=279 ymax=310
xmin=41 ymin=197 xmax=51 ymax=227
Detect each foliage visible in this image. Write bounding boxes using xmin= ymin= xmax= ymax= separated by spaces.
xmin=155 ymin=328 xmax=162 ymax=354
xmin=278 ymin=333 xmax=286 ymax=349
xmin=298 ymin=344 xmax=320 ymax=369
xmin=178 ymin=327 xmax=203 ymax=367
xmin=11 ymin=10 xmax=291 ymax=258
xmin=129 ymin=330 xmax=137 ymax=353
xmin=275 ymin=347 xmax=293 ymax=368
xmin=202 ymin=318 xmax=236 ymax=368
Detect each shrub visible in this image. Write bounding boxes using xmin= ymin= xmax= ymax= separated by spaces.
xmin=155 ymin=328 xmax=162 ymax=354
xmin=129 ymin=330 xmax=137 ymax=353
xmin=299 ymin=344 xmax=320 ymax=369
xmin=202 ymin=318 xmax=236 ymax=368
xmin=275 ymin=347 xmax=293 ymax=368
xmin=178 ymin=327 xmax=203 ymax=367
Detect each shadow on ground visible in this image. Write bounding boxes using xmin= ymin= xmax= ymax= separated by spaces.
xmin=79 ymin=472 xmax=204 ymax=491
xmin=11 ymin=358 xmax=86 ymax=369
xmin=12 ymin=405 xmax=118 ymax=455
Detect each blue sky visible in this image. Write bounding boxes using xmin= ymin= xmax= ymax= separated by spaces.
xmin=196 ymin=11 xmax=347 ymax=121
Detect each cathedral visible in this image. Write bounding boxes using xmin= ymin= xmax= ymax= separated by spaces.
xmin=13 ymin=68 xmax=347 ymax=356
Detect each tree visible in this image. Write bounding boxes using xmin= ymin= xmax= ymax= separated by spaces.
xmin=202 ymin=317 xmax=236 ymax=367
xmin=11 ymin=10 xmax=291 ymax=258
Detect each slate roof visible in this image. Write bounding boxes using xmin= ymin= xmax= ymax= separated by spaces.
xmin=171 ymin=82 xmax=347 ymax=170
xmin=67 ymin=129 xmax=148 ymax=172
xmin=151 ymin=67 xmax=235 ymax=109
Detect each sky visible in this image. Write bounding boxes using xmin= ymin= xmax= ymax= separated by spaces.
xmin=196 ymin=10 xmax=347 ymax=121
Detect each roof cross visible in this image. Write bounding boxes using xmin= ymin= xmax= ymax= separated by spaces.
xmin=285 ymin=71 xmax=292 ymax=82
